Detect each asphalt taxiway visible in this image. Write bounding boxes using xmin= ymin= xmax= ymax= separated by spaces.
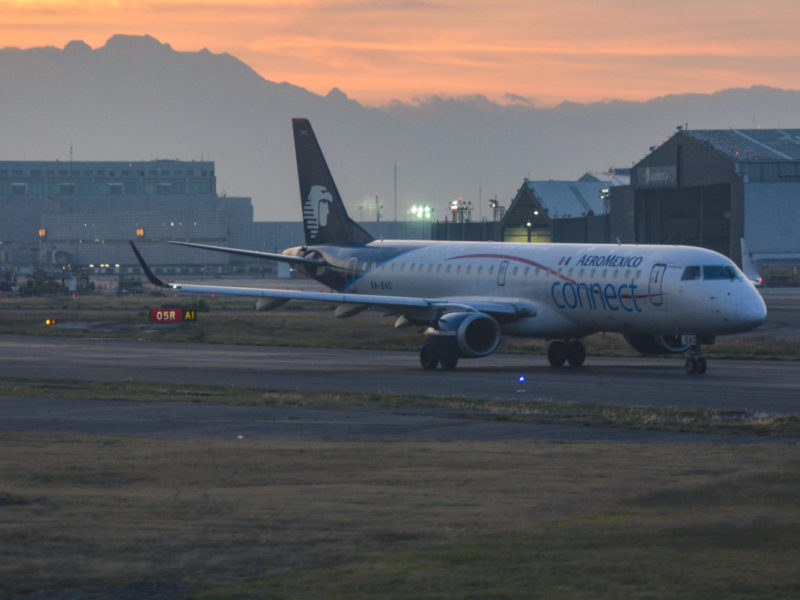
xmin=1 ymin=335 xmax=798 ymax=412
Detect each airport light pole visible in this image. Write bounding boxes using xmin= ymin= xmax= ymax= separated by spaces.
xmin=409 ymin=204 xmax=433 ymax=240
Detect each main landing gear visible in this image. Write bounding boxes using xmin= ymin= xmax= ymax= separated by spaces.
xmin=419 ymin=344 xmax=458 ymax=371
xmin=547 ymin=339 xmax=586 ymax=368
xmin=684 ymin=344 xmax=708 ymax=375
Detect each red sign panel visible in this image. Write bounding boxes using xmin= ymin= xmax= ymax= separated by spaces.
xmin=150 ymin=309 xmax=183 ymax=323
xmin=150 ymin=309 xmax=197 ymax=323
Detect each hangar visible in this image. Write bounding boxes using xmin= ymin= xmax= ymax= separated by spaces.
xmin=609 ymin=128 xmax=800 ymax=284
xmin=501 ymin=170 xmax=629 ymax=244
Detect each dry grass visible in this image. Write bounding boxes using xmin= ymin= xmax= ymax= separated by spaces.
xmin=0 ymin=435 xmax=798 ymax=598
xmin=4 ymin=377 xmax=800 ymax=437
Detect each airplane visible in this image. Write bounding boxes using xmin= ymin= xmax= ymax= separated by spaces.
xmin=130 ymin=118 xmax=768 ymax=375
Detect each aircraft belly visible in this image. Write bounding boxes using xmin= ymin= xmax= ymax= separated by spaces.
xmin=503 ymin=306 xmax=587 ymax=338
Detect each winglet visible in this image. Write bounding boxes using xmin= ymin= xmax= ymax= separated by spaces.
xmin=129 ymin=241 xmax=171 ymax=288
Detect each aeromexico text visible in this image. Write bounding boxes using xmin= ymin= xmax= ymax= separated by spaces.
xmin=552 ymin=254 xmax=648 ymax=314
xmin=575 ymin=254 xmax=644 ymax=269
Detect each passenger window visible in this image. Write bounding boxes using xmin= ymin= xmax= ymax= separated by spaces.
xmin=418 ymin=264 xmax=423 ymax=272
xmin=477 ymin=265 xmax=483 ymax=274
xmin=437 ymin=264 xmax=442 ymax=273
xmin=466 ymin=265 xmax=472 ymax=274
xmin=456 ymin=265 xmax=462 ymax=274
xmin=428 ymin=264 xmax=433 ymax=273
xmin=681 ymin=266 xmax=701 ymax=281
xmin=446 ymin=265 xmax=452 ymax=274
xmin=512 ymin=266 xmax=518 ymax=276
xmin=524 ymin=267 xmax=530 ymax=276
xmin=489 ymin=266 xmax=495 ymax=275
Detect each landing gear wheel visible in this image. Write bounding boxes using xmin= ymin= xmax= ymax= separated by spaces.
xmin=547 ymin=340 xmax=568 ymax=368
xmin=685 ymin=355 xmax=708 ymax=375
xmin=440 ymin=356 xmax=459 ymax=371
xmin=685 ymin=357 xmax=697 ymax=374
xmin=420 ymin=344 xmax=439 ymax=370
xmin=567 ymin=340 xmax=586 ymax=367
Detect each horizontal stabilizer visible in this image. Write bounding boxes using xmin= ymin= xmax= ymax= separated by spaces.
xmin=168 ymin=240 xmax=325 ymax=267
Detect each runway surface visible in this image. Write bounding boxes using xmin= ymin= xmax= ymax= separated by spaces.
xmin=0 ymin=335 xmax=798 ymax=443
xmin=1 ymin=335 xmax=798 ymax=412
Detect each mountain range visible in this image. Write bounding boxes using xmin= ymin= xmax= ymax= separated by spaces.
xmin=2 ymin=34 xmax=799 ymax=221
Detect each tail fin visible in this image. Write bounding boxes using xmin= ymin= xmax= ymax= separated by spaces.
xmin=293 ymin=118 xmax=374 ymax=245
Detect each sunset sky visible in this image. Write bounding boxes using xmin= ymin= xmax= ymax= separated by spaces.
xmin=2 ymin=0 xmax=799 ymax=106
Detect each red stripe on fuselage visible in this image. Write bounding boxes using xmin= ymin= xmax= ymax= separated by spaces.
xmin=446 ymin=253 xmax=575 ymax=283
xmin=447 ymin=253 xmax=662 ymax=302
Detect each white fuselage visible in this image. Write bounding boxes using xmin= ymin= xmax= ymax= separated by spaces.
xmin=341 ymin=241 xmax=767 ymax=338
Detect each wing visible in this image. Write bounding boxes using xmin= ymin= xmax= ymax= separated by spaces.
xmin=130 ymin=242 xmax=537 ymax=321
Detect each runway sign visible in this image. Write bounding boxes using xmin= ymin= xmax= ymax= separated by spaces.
xmin=150 ymin=308 xmax=197 ymax=323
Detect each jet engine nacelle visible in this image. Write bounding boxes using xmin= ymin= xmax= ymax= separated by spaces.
xmin=623 ymin=334 xmax=691 ymax=355
xmin=424 ymin=312 xmax=501 ymax=359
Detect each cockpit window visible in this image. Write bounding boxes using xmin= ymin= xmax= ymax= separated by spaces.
xmin=681 ymin=266 xmax=701 ymax=281
xmin=703 ymin=265 xmax=740 ymax=280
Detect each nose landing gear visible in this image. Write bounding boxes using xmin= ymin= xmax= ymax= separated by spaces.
xmin=684 ymin=344 xmax=708 ymax=375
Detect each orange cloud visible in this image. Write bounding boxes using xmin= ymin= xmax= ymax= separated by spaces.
xmin=1 ymin=0 xmax=799 ymax=105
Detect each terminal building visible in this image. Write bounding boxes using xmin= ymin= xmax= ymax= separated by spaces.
xmin=0 ymin=160 xmax=252 ymax=269
xmin=0 ymin=158 xmax=440 ymax=275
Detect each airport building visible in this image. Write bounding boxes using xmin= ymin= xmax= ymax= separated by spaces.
xmin=0 ymin=158 xmax=443 ymax=275
xmin=609 ymin=128 xmax=800 ymax=284
xmin=0 ymin=160 xmax=252 ymax=269
xmin=499 ymin=170 xmax=630 ymax=244
xmin=3 ymin=129 xmax=799 ymax=286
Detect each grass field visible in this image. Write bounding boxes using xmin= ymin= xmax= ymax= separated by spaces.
xmin=1 ymin=435 xmax=799 ymax=599
xmin=2 ymin=296 xmax=799 ymax=598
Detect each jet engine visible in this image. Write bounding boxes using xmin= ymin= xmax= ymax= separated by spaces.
xmin=423 ymin=312 xmax=501 ymax=359
xmin=623 ymin=334 xmax=691 ymax=355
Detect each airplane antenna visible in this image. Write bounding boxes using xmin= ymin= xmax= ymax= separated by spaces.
xmin=615 ymin=237 xmax=621 ymax=246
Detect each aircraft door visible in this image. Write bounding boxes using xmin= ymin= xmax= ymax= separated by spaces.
xmin=648 ymin=263 xmax=666 ymax=306
xmin=345 ymin=256 xmax=358 ymax=284
xmin=497 ymin=260 xmax=509 ymax=286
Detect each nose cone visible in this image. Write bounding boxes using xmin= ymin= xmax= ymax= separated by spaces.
xmin=735 ymin=288 xmax=768 ymax=331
